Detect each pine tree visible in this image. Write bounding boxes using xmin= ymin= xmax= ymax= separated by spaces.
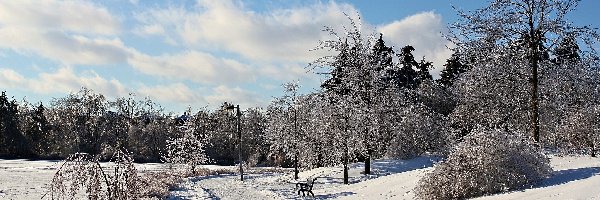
xmin=0 ymin=91 xmax=30 ymax=157
xmin=438 ymin=53 xmax=470 ymax=87
xmin=26 ymin=102 xmax=52 ymax=156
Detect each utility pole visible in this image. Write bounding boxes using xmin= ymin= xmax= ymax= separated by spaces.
xmin=235 ymin=105 xmax=243 ymax=181
xmin=224 ymin=103 xmax=243 ymax=181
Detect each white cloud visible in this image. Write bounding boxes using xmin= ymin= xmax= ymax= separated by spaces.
xmin=138 ymin=83 xmax=204 ymax=105
xmin=129 ymin=0 xmax=139 ymax=6
xmin=204 ymin=85 xmax=264 ymax=109
xmin=134 ymin=2 xmax=452 ymax=81
xmin=138 ymin=84 xmax=263 ymax=110
xmin=128 ymin=50 xmax=255 ymax=85
xmin=378 ymin=11 xmax=453 ymax=77
xmin=0 ymin=68 xmax=25 ymax=87
xmin=135 ymin=0 xmax=358 ymax=63
xmin=0 ymin=1 xmax=119 ymax=35
xmin=133 ymin=24 xmax=165 ymax=36
xmin=0 ymin=67 xmax=129 ymax=98
xmin=0 ymin=28 xmax=131 ymax=65
xmin=0 ymin=0 xmax=126 ymax=66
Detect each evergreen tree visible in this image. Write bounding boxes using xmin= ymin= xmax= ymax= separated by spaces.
xmin=438 ymin=53 xmax=470 ymax=87
xmin=26 ymin=103 xmax=52 ymax=156
xmin=0 ymin=91 xmax=30 ymax=157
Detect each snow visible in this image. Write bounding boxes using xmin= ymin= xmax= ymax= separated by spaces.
xmin=475 ymin=155 xmax=600 ymax=200
xmin=0 ymin=159 xmax=168 ymax=199
xmin=2 ymin=155 xmax=600 ymax=200
xmin=168 ymin=156 xmax=441 ymax=199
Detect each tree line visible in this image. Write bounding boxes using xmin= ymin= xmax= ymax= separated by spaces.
xmin=0 ymin=89 xmax=270 ymax=165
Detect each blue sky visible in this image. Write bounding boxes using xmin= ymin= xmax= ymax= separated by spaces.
xmin=1 ymin=0 xmax=598 ymax=113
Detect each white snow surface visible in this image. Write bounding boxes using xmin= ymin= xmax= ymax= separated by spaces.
xmin=1 ymin=155 xmax=600 ymax=199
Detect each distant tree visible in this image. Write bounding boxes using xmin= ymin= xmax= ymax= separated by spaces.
xmin=162 ymin=108 xmax=208 ymax=174
xmin=387 ymin=103 xmax=449 ymax=159
xmin=310 ymin=15 xmax=376 ymax=181
xmin=240 ymin=107 xmax=269 ymax=167
xmin=125 ymin=97 xmax=169 ymax=162
xmin=450 ymin=46 xmax=531 ymax=140
xmin=206 ymin=107 xmax=237 ymax=165
xmin=50 ymin=88 xmax=107 ymax=155
xmin=438 ymin=53 xmax=470 ymax=87
xmin=0 ymin=91 xmax=30 ymax=157
xmin=22 ymin=102 xmax=52 ymax=157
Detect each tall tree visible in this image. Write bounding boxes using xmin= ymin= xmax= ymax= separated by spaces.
xmin=311 ymin=15 xmax=370 ymax=182
xmin=267 ymin=82 xmax=304 ymax=179
xmin=451 ymin=0 xmax=600 ymax=143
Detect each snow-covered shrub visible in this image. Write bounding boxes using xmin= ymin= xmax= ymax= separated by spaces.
xmin=557 ymin=105 xmax=600 ymax=157
xmin=414 ymin=127 xmax=552 ymax=199
xmin=45 ymin=150 xmax=140 ymax=199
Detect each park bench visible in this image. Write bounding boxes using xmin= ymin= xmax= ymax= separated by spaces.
xmin=296 ymin=177 xmax=317 ymax=197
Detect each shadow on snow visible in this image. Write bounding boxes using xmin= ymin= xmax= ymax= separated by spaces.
xmin=537 ymin=167 xmax=600 ymax=188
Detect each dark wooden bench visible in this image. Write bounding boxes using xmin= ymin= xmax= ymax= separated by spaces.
xmin=296 ymin=177 xmax=317 ymax=197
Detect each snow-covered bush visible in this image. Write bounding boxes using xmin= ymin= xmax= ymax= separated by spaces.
xmin=45 ymin=150 xmax=140 ymax=199
xmin=414 ymin=127 xmax=552 ymax=199
xmin=557 ymin=105 xmax=600 ymax=157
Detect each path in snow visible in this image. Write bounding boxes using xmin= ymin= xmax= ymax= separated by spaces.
xmin=169 ymin=173 xmax=299 ymax=199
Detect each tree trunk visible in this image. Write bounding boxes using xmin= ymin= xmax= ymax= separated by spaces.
xmin=365 ymin=151 xmax=371 ymax=175
xmin=294 ymin=153 xmax=299 ymax=180
xmin=530 ymin=58 xmax=540 ymax=144
xmin=591 ymin=143 xmax=596 ymax=157
xmin=343 ymin=157 xmax=349 ymax=184
xmin=528 ymin=4 xmax=541 ymax=144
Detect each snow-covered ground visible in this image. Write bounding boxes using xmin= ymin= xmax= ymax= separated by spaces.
xmin=2 ymin=155 xmax=600 ymax=200
xmin=170 ymin=155 xmax=600 ymax=200
xmin=0 ymin=159 xmax=169 ymax=199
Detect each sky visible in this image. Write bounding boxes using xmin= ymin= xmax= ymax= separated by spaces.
xmin=1 ymin=0 xmax=599 ymax=113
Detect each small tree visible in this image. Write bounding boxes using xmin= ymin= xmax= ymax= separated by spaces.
xmin=162 ymin=112 xmax=209 ymax=174
xmin=415 ymin=127 xmax=552 ymax=199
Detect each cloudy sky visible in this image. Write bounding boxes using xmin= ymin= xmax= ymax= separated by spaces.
xmin=1 ymin=0 xmax=598 ymax=113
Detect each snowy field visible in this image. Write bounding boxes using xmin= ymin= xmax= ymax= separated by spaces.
xmin=1 ymin=155 xmax=600 ymax=199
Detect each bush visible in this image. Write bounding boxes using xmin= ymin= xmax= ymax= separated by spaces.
xmin=557 ymin=105 xmax=600 ymax=157
xmin=44 ymin=150 xmax=140 ymax=199
xmin=414 ymin=127 xmax=552 ymax=199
